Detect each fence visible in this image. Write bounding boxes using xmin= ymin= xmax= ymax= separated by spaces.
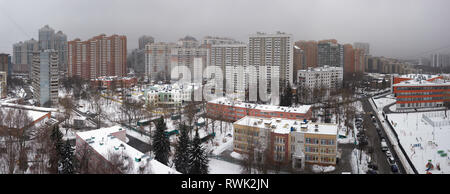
xmin=422 ymin=111 xmax=450 ymax=127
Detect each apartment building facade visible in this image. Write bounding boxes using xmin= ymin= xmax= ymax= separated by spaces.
xmin=67 ymin=34 xmax=127 ymax=80
xmin=145 ymin=42 xmax=175 ymax=82
xmin=318 ymin=40 xmax=343 ymax=68
xmin=233 ymin=116 xmax=338 ymax=169
xmin=210 ymin=44 xmax=247 ymax=94
xmin=297 ymin=66 xmax=343 ymax=90
xmin=31 ymin=50 xmax=59 ymax=107
xmin=248 ymin=32 xmax=293 ymax=97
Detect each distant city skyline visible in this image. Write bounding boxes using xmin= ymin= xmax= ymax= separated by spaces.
xmin=1 ymin=0 xmax=450 ymax=59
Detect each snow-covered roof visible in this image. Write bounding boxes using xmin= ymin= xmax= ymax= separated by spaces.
xmin=393 ymin=78 xmax=450 ymax=87
xmin=234 ymin=116 xmax=338 ymax=135
xmin=77 ymin=126 xmax=179 ymax=174
xmin=209 ymin=97 xmax=311 ymax=114
xmin=387 ymin=111 xmax=450 ymax=174
xmin=0 ymin=102 xmax=58 ymax=112
xmin=0 ymin=107 xmax=49 ymax=122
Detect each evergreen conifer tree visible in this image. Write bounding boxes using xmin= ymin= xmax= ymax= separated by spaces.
xmin=153 ymin=116 xmax=170 ymax=165
xmin=49 ymin=125 xmax=64 ymax=173
xmin=61 ymin=140 xmax=76 ymax=174
xmin=174 ymin=124 xmax=191 ymax=174
xmin=188 ymin=129 xmax=209 ymax=174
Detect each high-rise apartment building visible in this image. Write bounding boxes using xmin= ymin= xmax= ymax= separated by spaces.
xmin=130 ymin=35 xmax=155 ymax=76
xmin=431 ymin=53 xmax=450 ymax=68
xmin=67 ymin=34 xmax=127 ymax=80
xmin=0 ymin=71 xmax=6 ymax=98
xmin=343 ymin=44 xmax=355 ymax=76
xmin=145 ymin=42 xmax=175 ymax=82
xmin=293 ymin=45 xmax=305 ymax=84
xmin=171 ymin=41 xmax=208 ymax=82
xmin=138 ymin=35 xmax=155 ymax=50
xmin=294 ymin=41 xmax=317 ymax=69
xmin=353 ymin=42 xmax=370 ymax=55
xmin=354 ymin=48 xmax=366 ymax=73
xmin=0 ymin=53 xmax=9 ymax=76
xmin=13 ymin=39 xmax=39 ymax=77
xmin=210 ymin=44 xmax=247 ymax=93
xmin=318 ymin=40 xmax=343 ymax=67
xmin=38 ymin=25 xmax=67 ymax=71
xmin=31 ymin=50 xmax=59 ymax=107
xmin=248 ymin=32 xmax=293 ymax=101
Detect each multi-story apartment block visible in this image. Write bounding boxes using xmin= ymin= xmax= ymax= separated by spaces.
xmin=0 ymin=71 xmax=6 ymax=98
xmin=343 ymin=44 xmax=355 ymax=77
xmin=248 ymin=32 xmax=293 ymax=100
xmin=233 ymin=116 xmax=338 ymax=169
xmin=39 ymin=25 xmax=67 ymax=72
xmin=392 ymin=74 xmax=450 ymax=110
xmin=431 ymin=53 xmax=450 ymax=68
xmin=294 ymin=40 xmax=318 ymax=69
xmin=354 ymin=48 xmax=366 ymax=73
xmin=145 ymin=42 xmax=175 ymax=82
xmin=31 ymin=50 xmax=59 ymax=107
xmin=207 ymin=97 xmax=312 ymax=122
xmin=0 ymin=53 xmax=9 ymax=76
xmin=67 ymin=34 xmax=127 ymax=80
xmin=293 ymin=45 xmax=305 ymax=84
xmin=210 ymin=44 xmax=247 ymax=94
xmin=318 ymin=40 xmax=343 ymax=68
xmin=353 ymin=42 xmax=370 ymax=55
xmin=138 ymin=35 xmax=155 ymax=50
xmin=130 ymin=35 xmax=155 ymax=75
xmin=13 ymin=38 xmax=39 ymax=77
xmin=297 ymin=66 xmax=343 ymax=90
xmin=171 ymin=45 xmax=208 ymax=82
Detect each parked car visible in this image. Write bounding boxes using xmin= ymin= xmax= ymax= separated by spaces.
xmin=381 ymin=139 xmax=388 ymax=151
xmin=367 ymin=169 xmax=377 ymax=174
xmin=368 ymin=163 xmax=378 ymax=170
xmin=387 ymin=156 xmax=396 ymax=166
xmin=376 ymin=128 xmax=382 ymax=136
xmin=391 ymin=164 xmax=399 ymax=173
xmin=386 ymin=150 xmax=393 ymax=158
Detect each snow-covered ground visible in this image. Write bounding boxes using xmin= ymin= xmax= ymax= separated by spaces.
xmin=351 ymin=148 xmax=371 ymax=174
xmin=209 ymin=158 xmax=241 ymax=174
xmin=230 ymin=151 xmax=243 ymax=160
xmin=312 ymin=164 xmax=336 ymax=173
xmin=373 ymin=95 xmax=396 ymax=111
xmin=386 ymin=111 xmax=450 ymax=174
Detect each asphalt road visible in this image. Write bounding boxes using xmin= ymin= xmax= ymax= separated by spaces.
xmin=361 ymin=98 xmax=405 ymax=174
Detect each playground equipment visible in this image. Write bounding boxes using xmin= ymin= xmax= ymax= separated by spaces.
xmin=438 ymin=150 xmax=447 ymax=157
xmin=426 ymin=160 xmax=434 ymax=171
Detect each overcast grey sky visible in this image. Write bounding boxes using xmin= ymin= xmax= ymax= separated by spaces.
xmin=1 ymin=0 xmax=449 ymax=58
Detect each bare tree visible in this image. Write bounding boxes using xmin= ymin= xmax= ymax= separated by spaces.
xmin=60 ymin=96 xmax=74 ymax=132
xmin=92 ymin=92 xmax=103 ymax=129
xmin=0 ymin=108 xmax=35 ymax=174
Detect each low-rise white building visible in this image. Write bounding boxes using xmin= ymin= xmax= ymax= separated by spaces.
xmin=145 ymin=82 xmax=201 ymax=106
xmin=75 ymin=125 xmax=179 ymax=174
xmin=297 ymin=66 xmax=343 ymax=90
